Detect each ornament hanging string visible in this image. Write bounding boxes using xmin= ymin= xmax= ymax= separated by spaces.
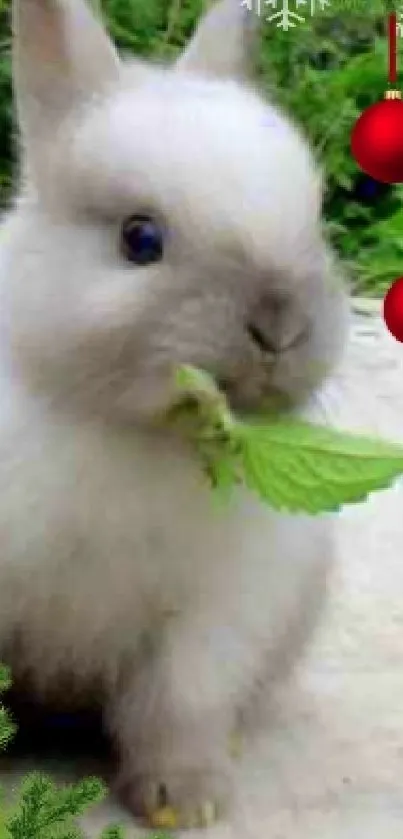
xmin=389 ymin=12 xmax=397 ymax=86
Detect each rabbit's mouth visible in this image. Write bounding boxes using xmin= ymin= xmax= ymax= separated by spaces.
xmin=215 ymin=377 xmax=292 ymax=419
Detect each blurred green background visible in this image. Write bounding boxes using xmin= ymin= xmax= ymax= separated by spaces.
xmin=0 ymin=0 xmax=402 ymax=297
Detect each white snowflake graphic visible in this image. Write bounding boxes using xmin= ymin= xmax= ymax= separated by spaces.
xmin=397 ymin=7 xmax=403 ymax=38
xmin=240 ymin=0 xmax=331 ymax=31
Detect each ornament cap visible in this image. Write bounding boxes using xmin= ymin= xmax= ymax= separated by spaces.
xmin=385 ymin=89 xmax=402 ymax=99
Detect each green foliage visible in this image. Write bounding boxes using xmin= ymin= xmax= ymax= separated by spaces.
xmin=0 ymin=667 xmax=15 ymax=753
xmin=0 ymin=0 xmax=401 ymax=293
xmin=174 ymin=364 xmax=403 ymax=513
xmin=0 ymin=668 xmax=135 ymax=839
xmin=256 ymin=3 xmax=403 ymax=297
xmin=4 ymin=774 xmax=106 ymax=839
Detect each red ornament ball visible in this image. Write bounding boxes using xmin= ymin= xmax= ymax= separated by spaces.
xmin=383 ymin=277 xmax=403 ymax=343
xmin=351 ymin=97 xmax=403 ymax=184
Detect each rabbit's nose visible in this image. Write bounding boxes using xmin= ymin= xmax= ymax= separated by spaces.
xmin=247 ymin=319 xmax=309 ymax=356
xmin=246 ymin=322 xmax=279 ymax=355
xmin=246 ymin=293 xmax=289 ymax=356
xmin=246 ymin=292 xmax=311 ymax=357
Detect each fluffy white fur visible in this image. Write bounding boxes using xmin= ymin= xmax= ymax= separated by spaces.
xmin=0 ymin=0 xmax=349 ymax=825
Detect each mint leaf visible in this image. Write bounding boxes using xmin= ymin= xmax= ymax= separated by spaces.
xmin=174 ymin=365 xmax=235 ymax=434
xmin=174 ymin=365 xmax=403 ymax=514
xmin=237 ymin=420 xmax=403 ymax=513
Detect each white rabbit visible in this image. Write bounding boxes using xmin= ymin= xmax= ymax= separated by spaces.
xmin=0 ymin=0 xmax=349 ymax=827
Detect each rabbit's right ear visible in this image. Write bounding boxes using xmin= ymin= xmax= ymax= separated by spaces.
xmin=13 ymin=0 xmax=120 ymax=169
xmin=175 ymin=0 xmax=258 ymax=80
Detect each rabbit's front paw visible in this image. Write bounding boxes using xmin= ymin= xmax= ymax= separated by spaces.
xmin=116 ymin=766 xmax=230 ymax=829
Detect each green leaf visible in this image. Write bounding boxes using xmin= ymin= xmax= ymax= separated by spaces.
xmin=237 ymin=419 xmax=403 ymax=514
xmin=174 ymin=365 xmax=403 ymax=515
xmin=174 ymin=365 xmax=235 ymax=434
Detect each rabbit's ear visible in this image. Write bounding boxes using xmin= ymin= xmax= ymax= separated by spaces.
xmin=13 ymin=0 xmax=120 ymax=149
xmin=175 ymin=0 xmax=257 ymax=80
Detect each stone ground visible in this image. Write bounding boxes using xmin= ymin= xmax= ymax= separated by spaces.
xmin=2 ymin=299 xmax=403 ymax=839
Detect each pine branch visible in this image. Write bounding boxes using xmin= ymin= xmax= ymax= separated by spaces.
xmin=0 ymin=666 xmax=16 ymax=754
xmin=0 ymin=665 xmax=168 ymax=839
xmin=6 ymin=775 xmax=106 ymax=839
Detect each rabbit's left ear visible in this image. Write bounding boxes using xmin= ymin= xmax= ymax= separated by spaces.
xmin=175 ymin=0 xmax=258 ymax=80
xmin=12 ymin=0 xmax=120 ymax=154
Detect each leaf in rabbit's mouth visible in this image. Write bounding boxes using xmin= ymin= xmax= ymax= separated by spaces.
xmin=170 ymin=364 xmax=403 ymax=515
xmin=188 ymin=369 xmax=288 ymax=417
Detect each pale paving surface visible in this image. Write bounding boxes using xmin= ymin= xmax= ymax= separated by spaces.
xmin=2 ymin=298 xmax=403 ymax=838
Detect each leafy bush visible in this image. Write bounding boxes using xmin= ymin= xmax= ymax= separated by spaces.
xmin=0 ymin=0 xmax=401 ymax=296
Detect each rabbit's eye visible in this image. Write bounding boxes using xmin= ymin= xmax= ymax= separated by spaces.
xmin=121 ymin=215 xmax=164 ymax=265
